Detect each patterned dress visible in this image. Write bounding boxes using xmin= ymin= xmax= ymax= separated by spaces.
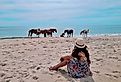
xmin=67 ymin=57 xmax=92 ymax=78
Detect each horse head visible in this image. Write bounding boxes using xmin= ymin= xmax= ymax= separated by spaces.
xmin=87 ymin=29 xmax=89 ymax=33
xmin=64 ymin=30 xmax=68 ymax=33
xmin=55 ymin=29 xmax=57 ymax=33
xmin=50 ymin=29 xmax=57 ymax=33
xmin=60 ymin=33 xmax=65 ymax=37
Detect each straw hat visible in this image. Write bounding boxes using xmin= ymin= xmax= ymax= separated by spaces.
xmin=75 ymin=38 xmax=86 ymax=48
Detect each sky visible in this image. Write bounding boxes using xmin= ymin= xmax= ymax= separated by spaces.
xmin=0 ymin=0 xmax=121 ymax=27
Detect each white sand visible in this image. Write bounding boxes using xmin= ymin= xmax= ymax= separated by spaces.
xmin=0 ymin=36 xmax=121 ymax=82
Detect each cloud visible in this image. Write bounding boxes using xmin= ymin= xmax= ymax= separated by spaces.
xmin=0 ymin=0 xmax=121 ymax=26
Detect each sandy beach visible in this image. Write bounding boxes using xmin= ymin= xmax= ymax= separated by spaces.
xmin=0 ymin=36 xmax=121 ymax=82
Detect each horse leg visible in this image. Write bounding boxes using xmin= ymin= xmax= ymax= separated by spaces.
xmin=69 ymin=34 xmax=71 ymax=37
xmin=82 ymin=33 xmax=85 ymax=38
xmin=28 ymin=31 xmax=30 ymax=37
xmin=72 ymin=33 xmax=73 ymax=37
xmin=68 ymin=34 xmax=70 ymax=37
xmin=50 ymin=33 xmax=52 ymax=37
xmin=86 ymin=33 xmax=87 ymax=38
xmin=80 ymin=32 xmax=83 ymax=37
xmin=30 ymin=33 xmax=32 ymax=39
xmin=44 ymin=33 xmax=46 ymax=37
xmin=67 ymin=34 xmax=69 ymax=37
xmin=38 ymin=34 xmax=39 ymax=38
xmin=84 ymin=33 xmax=87 ymax=39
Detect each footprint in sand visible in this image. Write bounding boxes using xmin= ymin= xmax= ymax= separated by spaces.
xmin=28 ymin=65 xmax=37 ymax=69
xmin=109 ymin=56 xmax=118 ymax=59
xmin=2 ymin=51 xmax=11 ymax=54
xmin=94 ymin=58 xmax=103 ymax=61
xmin=43 ymin=46 xmax=48 ymax=48
xmin=118 ymin=59 xmax=121 ymax=61
xmin=18 ymin=79 xmax=25 ymax=82
xmin=36 ymin=67 xmax=41 ymax=70
xmin=105 ymin=73 xmax=119 ymax=78
xmin=0 ymin=72 xmax=5 ymax=78
xmin=14 ymin=44 xmax=19 ymax=46
xmin=22 ymin=43 xmax=27 ymax=45
xmin=24 ymin=48 xmax=32 ymax=51
xmin=105 ymin=73 xmax=112 ymax=77
xmin=93 ymin=70 xmax=100 ymax=74
xmin=18 ymin=51 xmax=25 ymax=54
xmin=1 ymin=79 xmax=11 ymax=82
xmin=112 ymin=70 xmax=120 ymax=73
xmin=32 ymin=76 xmax=39 ymax=80
xmin=0 ymin=63 xmax=7 ymax=67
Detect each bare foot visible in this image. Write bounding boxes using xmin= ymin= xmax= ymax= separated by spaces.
xmin=49 ymin=66 xmax=58 ymax=71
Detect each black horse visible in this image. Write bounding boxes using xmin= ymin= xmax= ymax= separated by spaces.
xmin=80 ymin=29 xmax=89 ymax=38
xmin=64 ymin=29 xmax=73 ymax=37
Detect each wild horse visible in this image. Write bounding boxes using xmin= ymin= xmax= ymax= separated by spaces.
xmin=46 ymin=28 xmax=57 ymax=37
xmin=80 ymin=29 xmax=89 ymax=38
xmin=64 ymin=29 xmax=73 ymax=37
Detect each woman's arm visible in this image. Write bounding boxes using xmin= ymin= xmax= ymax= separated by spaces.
xmin=60 ymin=55 xmax=71 ymax=62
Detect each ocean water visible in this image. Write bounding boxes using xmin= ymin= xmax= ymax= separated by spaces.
xmin=1 ymin=0 xmax=121 ymax=38
xmin=0 ymin=25 xmax=121 ymax=38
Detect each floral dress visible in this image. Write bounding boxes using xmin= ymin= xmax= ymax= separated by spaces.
xmin=67 ymin=57 xmax=92 ymax=78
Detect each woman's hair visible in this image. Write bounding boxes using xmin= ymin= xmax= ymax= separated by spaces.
xmin=71 ymin=46 xmax=90 ymax=63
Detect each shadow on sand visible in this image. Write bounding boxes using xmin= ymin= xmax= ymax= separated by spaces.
xmin=58 ymin=69 xmax=76 ymax=82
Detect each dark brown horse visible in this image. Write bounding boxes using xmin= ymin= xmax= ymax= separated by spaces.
xmin=46 ymin=28 xmax=57 ymax=37
xmin=80 ymin=29 xmax=89 ymax=38
xmin=64 ymin=29 xmax=73 ymax=37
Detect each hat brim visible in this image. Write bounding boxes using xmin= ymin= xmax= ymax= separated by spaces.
xmin=75 ymin=43 xmax=86 ymax=48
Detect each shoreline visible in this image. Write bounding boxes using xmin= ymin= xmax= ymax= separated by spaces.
xmin=0 ymin=34 xmax=121 ymax=40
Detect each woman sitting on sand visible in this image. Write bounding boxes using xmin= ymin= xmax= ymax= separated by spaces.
xmin=49 ymin=39 xmax=94 ymax=82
